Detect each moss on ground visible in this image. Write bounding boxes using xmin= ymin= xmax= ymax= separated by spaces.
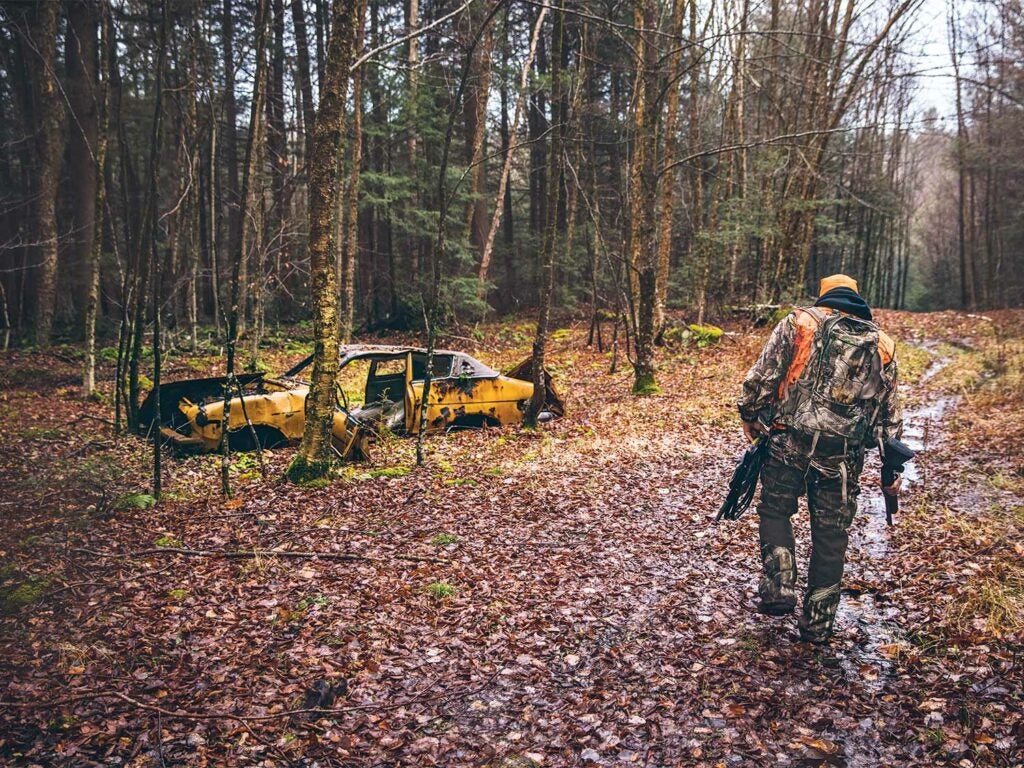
xmin=1 ymin=575 xmax=50 ymax=614
xmin=632 ymin=371 xmax=661 ymax=396
xmin=285 ymin=455 xmax=333 ymax=485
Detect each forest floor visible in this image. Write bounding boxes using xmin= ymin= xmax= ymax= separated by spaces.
xmin=0 ymin=309 xmax=1022 ymax=767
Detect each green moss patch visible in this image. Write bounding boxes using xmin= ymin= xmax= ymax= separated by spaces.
xmin=367 ymin=466 xmax=411 ymax=480
xmin=688 ymin=323 xmax=724 ymax=347
xmin=632 ymin=371 xmax=661 ymax=396
xmin=425 ymin=581 xmax=456 ymax=600
xmin=116 ymin=492 xmax=157 ymax=510
xmin=286 ymin=455 xmax=334 ymax=485
xmin=1 ymin=575 xmax=50 ymax=614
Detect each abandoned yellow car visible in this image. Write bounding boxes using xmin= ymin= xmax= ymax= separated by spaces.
xmin=139 ymin=345 xmax=563 ymax=459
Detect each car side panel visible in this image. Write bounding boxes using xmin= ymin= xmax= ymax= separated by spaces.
xmin=181 ymin=387 xmax=309 ymax=451
xmin=407 ymin=375 xmax=533 ymax=433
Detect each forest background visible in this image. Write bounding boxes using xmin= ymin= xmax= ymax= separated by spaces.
xmin=2 ymin=0 xmax=1022 ymax=423
xmin=2 ymin=2 xmax=1024 ymax=763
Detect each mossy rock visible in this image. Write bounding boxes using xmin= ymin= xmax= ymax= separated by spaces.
xmin=1 ymin=575 xmax=50 ymax=614
xmin=687 ymin=324 xmax=724 ymax=347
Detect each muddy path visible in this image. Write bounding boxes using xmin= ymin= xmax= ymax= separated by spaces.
xmin=827 ymin=351 xmax=961 ymax=766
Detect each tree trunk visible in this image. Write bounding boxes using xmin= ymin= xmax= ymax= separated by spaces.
xmin=462 ymin=4 xmax=494 ymax=259
xmin=222 ymin=0 xmax=242 ymax=330
xmin=21 ymin=0 xmax=64 ymax=346
xmin=287 ymin=0 xmax=359 ymax=483
xmin=478 ymin=4 xmax=548 ymax=290
xmin=629 ymin=0 xmax=660 ymax=395
xmin=526 ymin=2 xmax=565 ymax=425
xmin=66 ymin=0 xmax=104 ymax=394
xmin=291 ymin=0 xmax=317 ymax=163
xmin=654 ymin=0 xmax=687 ymax=336
xmin=265 ymin=0 xmax=288 ymax=332
xmin=340 ymin=0 xmax=367 ymax=343
xmin=406 ymin=0 xmax=420 ymax=277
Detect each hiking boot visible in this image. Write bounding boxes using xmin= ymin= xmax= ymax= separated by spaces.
xmin=799 ymin=583 xmax=842 ymax=644
xmin=759 ymin=546 xmax=799 ymax=610
xmin=757 ymin=599 xmax=796 ymax=616
xmin=797 ymin=628 xmax=831 ymax=645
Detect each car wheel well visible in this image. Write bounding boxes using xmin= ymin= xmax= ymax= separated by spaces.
xmin=228 ymin=425 xmax=290 ymax=451
xmin=448 ymin=414 xmax=501 ymax=431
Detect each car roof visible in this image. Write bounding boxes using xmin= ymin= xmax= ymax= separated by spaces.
xmin=283 ymin=345 xmax=499 ymax=378
xmin=338 ymin=344 xmax=460 ymax=360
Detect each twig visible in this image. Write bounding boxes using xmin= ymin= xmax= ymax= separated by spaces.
xmin=69 ymin=414 xmax=116 ymax=427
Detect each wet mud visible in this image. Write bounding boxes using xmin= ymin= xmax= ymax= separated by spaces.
xmin=825 ymin=350 xmax=961 ymax=766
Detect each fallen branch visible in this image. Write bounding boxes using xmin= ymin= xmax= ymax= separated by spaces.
xmin=69 ymin=413 xmax=116 ymax=427
xmin=61 ymin=439 xmax=114 ymax=459
xmin=73 ymin=547 xmax=450 ymax=565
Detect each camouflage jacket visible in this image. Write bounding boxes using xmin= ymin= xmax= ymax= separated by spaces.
xmin=738 ymin=308 xmax=903 ymax=468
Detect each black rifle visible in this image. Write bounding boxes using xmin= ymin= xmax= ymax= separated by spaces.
xmin=880 ymin=436 xmax=915 ymax=526
xmin=717 ymin=435 xmax=772 ymax=521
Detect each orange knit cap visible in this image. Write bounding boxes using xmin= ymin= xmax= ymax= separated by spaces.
xmin=818 ymin=274 xmax=859 ymax=297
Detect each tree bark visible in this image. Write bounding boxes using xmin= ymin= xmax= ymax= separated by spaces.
xmin=629 ymin=0 xmax=660 ymax=395
xmin=526 ymin=2 xmax=565 ymax=425
xmin=20 ymin=0 xmax=64 ymax=346
xmin=288 ymin=0 xmax=359 ymax=483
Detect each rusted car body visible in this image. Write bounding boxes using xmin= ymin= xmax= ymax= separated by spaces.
xmin=139 ymin=345 xmax=563 ymax=459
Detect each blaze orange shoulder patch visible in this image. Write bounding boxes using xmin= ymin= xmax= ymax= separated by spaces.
xmin=878 ymin=330 xmax=895 ymax=366
xmin=779 ymin=307 xmax=825 ymax=398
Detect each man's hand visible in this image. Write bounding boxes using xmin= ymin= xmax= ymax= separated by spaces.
xmin=882 ymin=474 xmax=902 ymax=496
xmin=742 ymin=420 xmax=764 ymax=444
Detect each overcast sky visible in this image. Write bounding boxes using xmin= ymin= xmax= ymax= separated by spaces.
xmin=906 ymin=0 xmax=997 ymax=129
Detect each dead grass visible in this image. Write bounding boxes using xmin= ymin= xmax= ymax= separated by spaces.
xmin=949 ymin=558 xmax=1024 ymax=639
xmin=896 ymin=342 xmax=936 ymax=385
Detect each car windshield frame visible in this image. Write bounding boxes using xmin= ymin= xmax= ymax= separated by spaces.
xmin=283 ymin=347 xmax=498 ymax=382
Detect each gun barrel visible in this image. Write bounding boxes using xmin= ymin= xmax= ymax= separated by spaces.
xmin=884 ymin=491 xmax=897 ymax=526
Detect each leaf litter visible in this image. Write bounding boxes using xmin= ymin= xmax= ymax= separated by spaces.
xmin=0 ymin=311 xmax=1021 ymax=766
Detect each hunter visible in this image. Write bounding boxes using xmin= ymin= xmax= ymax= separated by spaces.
xmin=737 ymin=274 xmax=903 ymax=644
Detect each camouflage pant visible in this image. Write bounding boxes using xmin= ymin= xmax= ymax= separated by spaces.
xmin=757 ymin=452 xmax=863 ymax=642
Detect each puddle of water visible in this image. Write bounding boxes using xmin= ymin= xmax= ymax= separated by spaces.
xmin=917 ymin=343 xmax=952 ymax=385
xmin=900 ymin=395 xmax=959 ymax=484
xmin=828 ymin=360 xmax=961 ymax=766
